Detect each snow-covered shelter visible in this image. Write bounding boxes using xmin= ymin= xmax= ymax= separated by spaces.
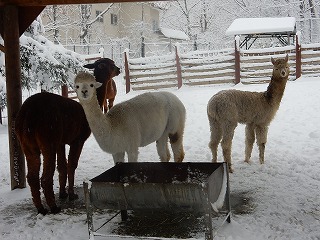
xmin=159 ymin=27 xmax=190 ymax=41
xmin=226 ymin=17 xmax=296 ymax=49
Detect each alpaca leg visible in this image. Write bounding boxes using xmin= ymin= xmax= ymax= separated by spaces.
xmin=57 ymin=145 xmax=68 ymax=199
xmin=25 ymin=149 xmax=47 ymax=215
xmin=208 ymin=118 xmax=222 ymax=163
xmin=156 ymin=134 xmax=171 ymax=162
xmin=66 ymin=141 xmax=85 ymax=201
xmin=221 ymin=122 xmax=237 ymax=173
xmin=256 ymin=126 xmax=268 ymax=164
xmin=108 ymin=97 xmax=115 ymax=110
xmin=127 ymin=149 xmax=139 ymax=162
xmin=169 ymin=132 xmax=184 ymax=163
xmin=41 ymin=148 xmax=60 ymax=214
xmin=244 ymin=124 xmax=255 ymax=163
xmin=112 ymin=152 xmax=125 ymax=164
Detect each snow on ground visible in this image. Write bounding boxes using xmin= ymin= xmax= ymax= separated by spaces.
xmin=0 ymin=75 xmax=320 ymax=240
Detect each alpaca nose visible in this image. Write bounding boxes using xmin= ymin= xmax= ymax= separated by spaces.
xmin=82 ymin=90 xmax=88 ymax=95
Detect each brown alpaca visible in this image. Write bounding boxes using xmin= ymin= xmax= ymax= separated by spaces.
xmin=15 ymin=92 xmax=91 ymax=215
xmin=83 ymin=58 xmax=120 ymax=112
xmin=207 ymin=55 xmax=289 ymax=172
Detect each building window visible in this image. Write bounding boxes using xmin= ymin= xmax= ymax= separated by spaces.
xmin=96 ymin=11 xmax=103 ymax=23
xmin=111 ymin=13 xmax=118 ymax=25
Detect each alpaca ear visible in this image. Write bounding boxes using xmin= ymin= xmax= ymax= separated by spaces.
xmin=95 ymin=82 xmax=103 ymax=88
xmin=285 ymin=54 xmax=289 ymax=62
xmin=83 ymin=63 xmax=95 ymax=69
xmin=271 ymin=57 xmax=275 ymax=65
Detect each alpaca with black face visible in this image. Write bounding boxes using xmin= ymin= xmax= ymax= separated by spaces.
xmin=84 ymin=58 xmax=120 ymax=112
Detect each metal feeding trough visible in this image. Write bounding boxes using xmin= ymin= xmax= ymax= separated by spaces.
xmin=84 ymin=162 xmax=231 ymax=240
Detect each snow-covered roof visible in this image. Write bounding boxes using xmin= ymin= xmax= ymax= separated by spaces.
xmin=226 ymin=17 xmax=296 ymax=36
xmin=160 ymin=27 xmax=189 ymax=40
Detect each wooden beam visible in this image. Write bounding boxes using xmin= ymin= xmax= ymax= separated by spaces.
xmin=3 ymin=5 xmax=26 ymax=190
xmin=0 ymin=0 xmax=165 ymax=7
xmin=18 ymin=6 xmax=45 ymax=35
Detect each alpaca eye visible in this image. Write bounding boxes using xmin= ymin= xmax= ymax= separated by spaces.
xmin=76 ymin=85 xmax=79 ymax=89
xmin=90 ymin=84 xmax=94 ymax=87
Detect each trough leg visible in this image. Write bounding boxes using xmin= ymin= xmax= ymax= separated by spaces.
xmin=204 ymin=187 xmax=213 ymax=240
xmin=84 ymin=182 xmax=94 ymax=239
xmin=225 ymin=163 xmax=231 ymax=223
xmin=120 ymin=210 xmax=128 ymax=221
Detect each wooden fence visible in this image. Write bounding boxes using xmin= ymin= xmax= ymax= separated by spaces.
xmin=124 ymin=40 xmax=320 ymax=92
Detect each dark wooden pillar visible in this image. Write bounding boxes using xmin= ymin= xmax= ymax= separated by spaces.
xmin=3 ymin=5 xmax=26 ymax=189
xmin=295 ymin=33 xmax=302 ymax=79
xmin=234 ymin=36 xmax=241 ymax=84
xmin=61 ymin=85 xmax=68 ymax=97
xmin=175 ymin=45 xmax=182 ymax=89
xmin=124 ymin=51 xmax=130 ymax=93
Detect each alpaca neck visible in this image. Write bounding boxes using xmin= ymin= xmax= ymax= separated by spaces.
xmin=264 ymin=75 xmax=287 ymax=104
xmin=80 ymin=96 xmax=112 ymax=148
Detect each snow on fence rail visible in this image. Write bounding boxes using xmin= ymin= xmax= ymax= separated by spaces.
xmin=124 ymin=42 xmax=320 ymax=92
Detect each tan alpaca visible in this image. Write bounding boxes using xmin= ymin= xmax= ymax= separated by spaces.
xmin=207 ymin=55 xmax=289 ymax=172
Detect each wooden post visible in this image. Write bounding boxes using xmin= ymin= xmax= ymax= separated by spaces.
xmin=175 ymin=45 xmax=182 ymax=89
xmin=234 ymin=36 xmax=241 ymax=84
xmin=124 ymin=50 xmax=130 ymax=93
xmin=295 ymin=32 xmax=302 ymax=79
xmin=3 ymin=5 xmax=26 ymax=189
xmin=61 ymin=85 xmax=68 ymax=98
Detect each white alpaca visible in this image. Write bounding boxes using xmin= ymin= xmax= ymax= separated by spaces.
xmin=207 ymin=55 xmax=290 ymax=172
xmin=74 ymin=72 xmax=186 ymax=163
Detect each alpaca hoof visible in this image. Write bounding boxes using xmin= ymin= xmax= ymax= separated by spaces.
xmin=59 ymin=192 xmax=68 ymax=199
xmin=37 ymin=207 xmax=49 ymax=215
xmin=50 ymin=205 xmax=61 ymax=214
xmin=244 ymin=159 xmax=251 ymax=164
xmin=69 ymin=193 xmax=79 ymax=201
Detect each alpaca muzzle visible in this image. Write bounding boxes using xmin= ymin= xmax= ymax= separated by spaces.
xmin=81 ymin=90 xmax=88 ymax=98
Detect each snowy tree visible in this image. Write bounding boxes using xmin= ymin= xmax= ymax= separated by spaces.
xmin=0 ymin=16 xmax=85 ymax=110
xmin=161 ymin=0 xmax=320 ymax=48
xmin=19 ymin=17 xmax=85 ymax=92
xmin=41 ymin=5 xmax=78 ymax=44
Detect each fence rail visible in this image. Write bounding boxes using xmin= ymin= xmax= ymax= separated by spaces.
xmin=124 ymin=40 xmax=320 ymax=92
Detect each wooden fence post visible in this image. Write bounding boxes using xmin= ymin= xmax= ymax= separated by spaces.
xmin=234 ymin=35 xmax=241 ymax=84
xmin=124 ymin=50 xmax=130 ymax=93
xmin=175 ymin=45 xmax=182 ymax=89
xmin=295 ymin=32 xmax=302 ymax=79
xmin=61 ymin=85 xmax=68 ymax=98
